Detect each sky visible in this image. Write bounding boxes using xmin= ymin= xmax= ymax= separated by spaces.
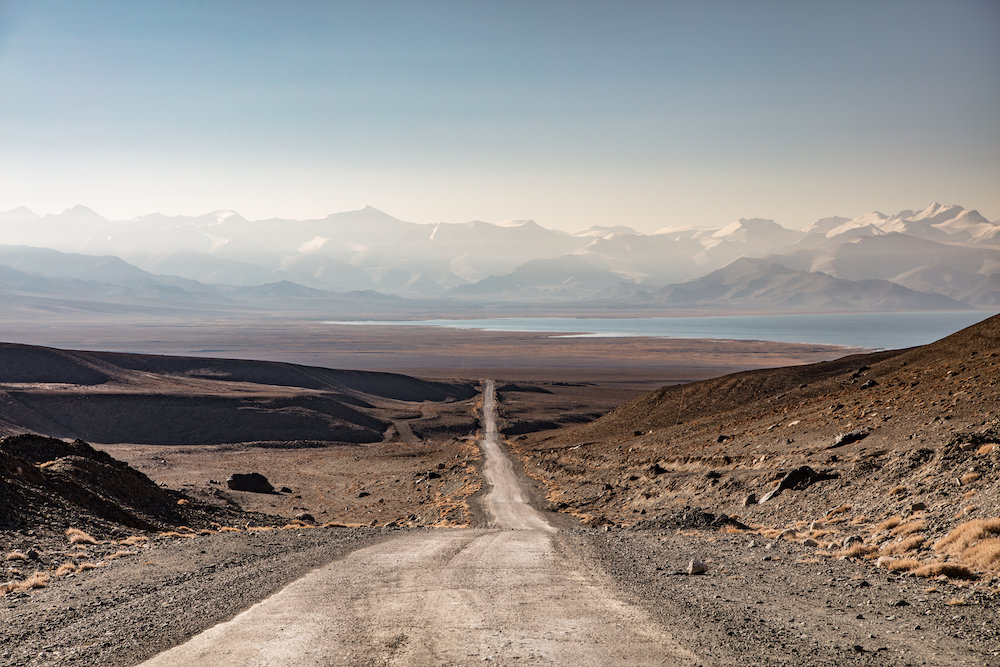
xmin=0 ymin=0 xmax=998 ymax=233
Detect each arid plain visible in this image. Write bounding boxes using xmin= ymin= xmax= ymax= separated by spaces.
xmin=1 ymin=315 xmax=999 ymax=666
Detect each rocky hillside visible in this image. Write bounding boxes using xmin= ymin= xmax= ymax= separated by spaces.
xmin=516 ymin=314 xmax=1000 ymax=580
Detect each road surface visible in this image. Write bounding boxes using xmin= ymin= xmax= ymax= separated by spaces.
xmin=138 ymin=381 xmax=698 ymax=666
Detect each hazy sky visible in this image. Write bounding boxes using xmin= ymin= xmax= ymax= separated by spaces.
xmin=1 ymin=1 xmax=998 ymax=232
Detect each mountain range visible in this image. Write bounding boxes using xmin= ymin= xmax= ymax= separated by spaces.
xmin=1 ymin=202 xmax=998 ymax=313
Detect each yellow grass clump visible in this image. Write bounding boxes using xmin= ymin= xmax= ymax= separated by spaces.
xmin=884 ymin=558 xmax=922 ymax=572
xmin=838 ymin=543 xmax=878 ymax=559
xmin=875 ymin=516 xmax=902 ymax=532
xmin=962 ymin=490 xmax=977 ymax=501
xmin=912 ymin=562 xmax=977 ymax=580
xmin=118 ymin=535 xmax=149 ymax=546
xmin=976 ymin=443 xmax=995 ymax=455
xmin=4 ymin=551 xmax=28 ymax=561
xmin=880 ymin=535 xmax=925 ymax=556
xmin=891 ymin=520 xmax=926 ymax=536
xmin=54 ymin=562 xmax=78 ymax=577
xmin=77 ymin=562 xmax=100 ymax=571
xmin=828 ymin=504 xmax=852 ymax=516
xmin=176 ymin=499 xmax=190 ymax=505
xmin=66 ymin=528 xmax=98 ymax=545
xmin=849 ymin=515 xmax=869 ymax=525
xmin=946 ymin=597 xmax=967 ymax=606
xmin=158 ymin=531 xmax=196 ymax=539
xmin=935 ymin=518 xmax=1000 ymax=555
xmin=888 ymin=485 xmax=907 ymax=496
xmin=218 ymin=526 xmax=242 ymax=533
xmin=961 ymin=538 xmax=1000 ymax=572
xmin=960 ymin=472 xmax=981 ymax=485
xmin=105 ymin=550 xmax=136 ymax=560
xmin=246 ymin=525 xmax=275 ymax=532
xmin=1 ymin=571 xmax=50 ymax=594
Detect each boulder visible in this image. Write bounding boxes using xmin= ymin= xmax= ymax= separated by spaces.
xmin=760 ymin=466 xmax=839 ymax=502
xmin=687 ymin=559 xmax=709 ymax=575
xmin=226 ymin=473 xmax=274 ymax=494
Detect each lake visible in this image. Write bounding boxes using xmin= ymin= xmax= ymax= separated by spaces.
xmin=330 ymin=311 xmax=997 ymax=350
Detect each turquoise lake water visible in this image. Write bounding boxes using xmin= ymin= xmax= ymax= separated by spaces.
xmin=330 ymin=311 xmax=997 ymax=350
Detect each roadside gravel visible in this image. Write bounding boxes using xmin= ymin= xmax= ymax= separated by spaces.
xmin=1 ymin=527 xmax=390 ymax=667
xmin=577 ymin=527 xmax=1000 ymax=667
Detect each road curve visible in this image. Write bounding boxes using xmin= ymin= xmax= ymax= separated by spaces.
xmin=137 ymin=382 xmax=699 ymax=667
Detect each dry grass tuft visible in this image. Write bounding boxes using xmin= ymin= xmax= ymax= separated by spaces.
xmin=955 ymin=505 xmax=977 ymax=519
xmin=946 ymin=597 xmax=967 ymax=606
xmin=118 ymin=536 xmax=149 ymax=546
xmin=5 ymin=552 xmax=28 ymax=561
xmin=719 ymin=525 xmax=746 ymax=534
xmin=77 ymin=562 xmax=100 ymax=571
xmin=977 ymin=443 xmax=995 ymax=455
xmin=885 ymin=558 xmax=922 ymax=572
xmin=912 ymin=562 xmax=977 ymax=580
xmin=924 ymin=586 xmax=938 ymax=594
xmin=246 ymin=525 xmax=275 ymax=532
xmin=880 ymin=535 xmax=925 ymax=556
xmin=828 ymin=504 xmax=852 ymax=516
xmin=65 ymin=528 xmax=98 ymax=545
xmin=158 ymin=531 xmax=196 ymax=539
xmin=176 ymin=499 xmax=190 ymax=505
xmin=935 ymin=518 xmax=1000 ymax=555
xmin=960 ymin=472 xmax=981 ymax=485
xmin=54 ymin=562 xmax=78 ymax=577
xmin=962 ymin=538 xmax=1000 ymax=572
xmin=888 ymin=485 xmax=907 ymax=496
xmin=218 ymin=526 xmax=241 ymax=533
xmin=796 ymin=557 xmax=821 ymax=564
xmin=875 ymin=516 xmax=903 ymax=532
xmin=838 ymin=543 xmax=878 ymax=559
xmin=105 ymin=550 xmax=135 ymax=560
xmin=891 ymin=520 xmax=926 ymax=536
xmin=962 ymin=490 xmax=977 ymax=501
xmin=175 ymin=526 xmax=196 ymax=534
xmin=3 ymin=572 xmax=50 ymax=593
xmin=849 ymin=515 xmax=869 ymax=525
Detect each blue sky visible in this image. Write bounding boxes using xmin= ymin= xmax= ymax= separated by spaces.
xmin=1 ymin=0 xmax=998 ymax=231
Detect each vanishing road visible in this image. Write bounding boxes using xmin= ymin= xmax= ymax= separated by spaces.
xmin=139 ymin=381 xmax=698 ymax=666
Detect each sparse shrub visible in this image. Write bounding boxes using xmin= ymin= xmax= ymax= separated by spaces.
xmin=18 ymin=572 xmax=49 ymax=591
xmin=5 ymin=552 xmax=28 ymax=561
xmin=880 ymin=535 xmax=925 ymax=556
xmin=66 ymin=528 xmax=98 ymax=545
xmin=935 ymin=518 xmax=1000 ymax=555
xmin=891 ymin=520 xmax=926 ymax=536
xmin=54 ymin=562 xmax=78 ymax=577
xmin=912 ymin=562 xmax=976 ymax=580
xmin=889 ymin=485 xmax=907 ymax=496
xmin=875 ymin=516 xmax=902 ymax=532
xmin=960 ymin=472 xmax=981 ymax=485
xmin=885 ymin=558 xmax=922 ymax=572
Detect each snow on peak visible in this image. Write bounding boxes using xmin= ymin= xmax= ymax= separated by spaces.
xmin=573 ymin=225 xmax=640 ymax=238
xmin=496 ymin=219 xmax=535 ymax=228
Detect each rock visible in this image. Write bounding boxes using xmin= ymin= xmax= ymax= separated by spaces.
xmin=226 ymin=473 xmax=274 ymax=494
xmin=280 ymin=486 xmax=293 ymax=494
xmin=293 ymin=513 xmax=315 ymax=523
xmin=358 ymin=491 xmax=370 ymax=498
xmin=910 ymin=502 xmax=927 ymax=512
xmin=779 ymin=529 xmax=798 ymax=540
xmin=828 ymin=428 xmax=871 ymax=449
xmin=860 ymin=379 xmax=878 ymax=389
xmin=760 ymin=466 xmax=839 ymax=502
xmin=893 ymin=599 xmax=910 ymax=607
xmin=876 ymin=556 xmax=892 ymax=568
xmin=843 ymin=535 xmax=863 ymax=548
xmin=687 ymin=560 xmax=709 ymax=575
xmin=742 ymin=493 xmax=757 ymax=507
xmin=802 ymin=538 xmax=819 ymax=547
xmin=808 ymin=521 xmax=818 ymax=531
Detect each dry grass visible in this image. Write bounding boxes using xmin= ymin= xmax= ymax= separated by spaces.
xmin=960 ymin=472 xmax=981 ymax=485
xmin=946 ymin=597 xmax=967 ymax=606
xmin=885 ymin=558 xmax=922 ymax=572
xmin=838 ymin=543 xmax=878 ymax=559
xmin=849 ymin=515 xmax=869 ymax=525
xmin=796 ymin=557 xmax=821 ymax=564
xmin=54 ymin=562 xmax=78 ymax=577
xmin=962 ymin=538 xmax=1000 ymax=572
xmin=66 ymin=528 xmax=98 ymax=545
xmin=719 ymin=525 xmax=746 ymax=534
xmin=322 ymin=522 xmax=347 ymax=528
xmin=158 ymin=531 xmax=196 ymax=539
xmin=4 ymin=551 xmax=28 ymax=561
xmin=880 ymin=534 xmax=925 ymax=556
xmin=875 ymin=516 xmax=903 ymax=532
xmin=77 ymin=562 xmax=100 ymax=571
xmin=176 ymin=499 xmax=190 ymax=505
xmin=105 ymin=550 xmax=136 ymax=560
xmin=888 ymin=485 xmax=907 ymax=496
xmin=218 ymin=526 xmax=242 ymax=533
xmin=977 ymin=443 xmax=995 ymax=455
xmin=891 ymin=520 xmax=926 ymax=536
xmin=935 ymin=518 xmax=1000 ymax=555
xmin=827 ymin=504 xmax=852 ymax=516
xmin=955 ymin=505 xmax=977 ymax=519
xmin=246 ymin=526 xmax=275 ymax=532
xmin=924 ymin=586 xmax=938 ymax=594
xmin=962 ymin=490 xmax=977 ymax=501
xmin=1 ymin=571 xmax=50 ymax=594
xmin=912 ymin=562 xmax=977 ymax=580
xmin=118 ymin=536 xmax=149 ymax=546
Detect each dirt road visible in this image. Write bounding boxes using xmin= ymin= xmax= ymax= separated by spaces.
xmin=138 ymin=381 xmax=699 ymax=666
